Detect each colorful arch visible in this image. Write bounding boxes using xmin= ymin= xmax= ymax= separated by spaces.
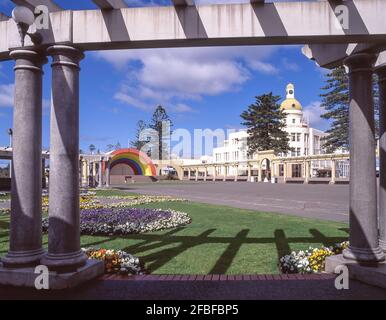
xmin=106 ymin=148 xmax=157 ymax=176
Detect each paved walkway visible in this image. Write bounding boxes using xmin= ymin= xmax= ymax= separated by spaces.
xmin=1 ymin=274 xmax=386 ymax=300
xmin=116 ymin=181 xmax=349 ymax=222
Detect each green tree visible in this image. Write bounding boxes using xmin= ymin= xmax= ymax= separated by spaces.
xmin=130 ymin=120 xmax=148 ymax=151
xmin=89 ymin=144 xmax=96 ymax=154
xmin=320 ymin=66 xmax=379 ymax=153
xmin=148 ymin=105 xmax=172 ymax=160
xmin=240 ymin=92 xmax=291 ymax=155
xmin=105 ymin=144 xmax=114 ymax=152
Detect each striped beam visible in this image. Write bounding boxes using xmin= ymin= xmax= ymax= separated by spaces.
xmin=0 ymin=0 xmax=385 ymax=61
xmin=92 ymin=0 xmax=128 ymax=9
xmin=11 ymin=0 xmax=62 ymax=12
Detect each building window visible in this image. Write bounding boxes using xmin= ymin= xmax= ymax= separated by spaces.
xmin=292 ymin=119 xmax=296 ymax=124
xmin=297 ymin=133 xmax=301 ymax=142
xmin=291 ymin=133 xmax=296 ymax=142
xmin=292 ymin=164 xmax=302 ymax=178
xmin=279 ymin=164 xmax=284 ymax=176
xmin=296 ymin=147 xmax=301 ymax=156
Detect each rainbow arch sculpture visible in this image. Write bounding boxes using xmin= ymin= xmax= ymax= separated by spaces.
xmin=107 ymin=148 xmax=157 ymax=176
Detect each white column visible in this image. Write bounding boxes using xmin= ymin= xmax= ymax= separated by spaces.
xmin=342 ymin=53 xmax=384 ymax=262
xmin=375 ymin=62 xmax=386 ymax=252
xmin=98 ymin=157 xmax=103 ymax=188
xmin=2 ymin=50 xmax=47 ymax=268
xmin=105 ymin=159 xmax=111 ymax=188
xmin=41 ymin=45 xmax=87 ymax=270
xmin=330 ymin=159 xmax=336 ymax=184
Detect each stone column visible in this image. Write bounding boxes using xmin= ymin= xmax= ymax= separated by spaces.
xmin=92 ymin=161 xmax=97 ymax=187
xmin=213 ymin=166 xmax=216 ymax=181
xmin=343 ymin=53 xmax=384 ymax=262
xmin=234 ymin=165 xmax=238 ymax=182
xmin=2 ymin=50 xmax=47 ymax=268
xmin=330 ymin=159 xmax=336 ymax=184
xmin=204 ymin=167 xmax=207 ymax=181
xmin=195 ymin=168 xmax=198 ymax=181
xmin=105 ymin=159 xmax=111 ymax=188
xmin=303 ymin=160 xmax=309 ymax=184
xmin=41 ymin=45 xmax=87 ymax=270
xmin=376 ymin=63 xmax=386 ymax=252
xmin=247 ymin=164 xmax=251 ymax=182
xmin=98 ymin=157 xmax=103 ymax=188
xmin=223 ymin=166 xmax=226 ymax=181
xmin=79 ymin=158 xmax=83 ymax=188
xmin=42 ymin=158 xmax=46 ymax=189
xmin=283 ymin=162 xmax=287 ymax=183
xmin=258 ymin=168 xmax=262 ymax=182
xmin=82 ymin=159 xmax=88 ymax=187
xmin=188 ymin=169 xmax=191 ymax=180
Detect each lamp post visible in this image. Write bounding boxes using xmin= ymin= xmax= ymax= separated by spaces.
xmin=11 ymin=6 xmax=42 ymax=47
xmin=8 ymin=128 xmax=12 ymax=178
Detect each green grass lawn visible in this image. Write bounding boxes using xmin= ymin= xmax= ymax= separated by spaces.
xmin=0 ymin=200 xmax=348 ymax=274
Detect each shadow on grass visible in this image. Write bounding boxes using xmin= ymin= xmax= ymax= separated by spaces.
xmin=120 ymin=228 xmax=347 ymax=274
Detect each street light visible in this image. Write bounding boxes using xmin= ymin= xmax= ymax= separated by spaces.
xmin=7 ymin=128 xmax=13 ymax=179
xmin=7 ymin=128 xmax=12 ymax=148
xmin=12 ymin=6 xmax=42 ymax=47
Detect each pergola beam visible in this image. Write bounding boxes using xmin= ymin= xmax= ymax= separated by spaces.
xmin=0 ymin=13 xmax=9 ymax=21
xmin=172 ymin=0 xmax=195 ymax=6
xmin=1 ymin=0 xmax=386 ymax=61
xmin=303 ymin=43 xmax=385 ymax=69
xmin=11 ymin=0 xmax=62 ymax=12
xmin=92 ymin=0 xmax=128 ymax=9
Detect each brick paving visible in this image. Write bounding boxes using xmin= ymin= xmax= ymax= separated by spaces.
xmin=1 ymin=273 xmax=386 ymax=300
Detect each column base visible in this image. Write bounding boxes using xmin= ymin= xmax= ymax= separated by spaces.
xmin=0 ymin=259 xmax=104 ymax=289
xmin=40 ymin=250 xmax=88 ymax=272
xmin=343 ymin=246 xmax=385 ymax=263
xmin=326 ymin=254 xmax=386 ymax=289
xmin=379 ymin=239 xmax=386 ymax=252
xmin=329 ymin=180 xmax=336 ymax=185
xmin=1 ymin=248 xmax=45 ymax=268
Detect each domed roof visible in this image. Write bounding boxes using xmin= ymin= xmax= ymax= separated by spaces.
xmin=280 ymin=83 xmax=302 ymax=111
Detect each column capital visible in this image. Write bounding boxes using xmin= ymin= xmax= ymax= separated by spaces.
xmin=344 ymin=53 xmax=377 ymax=73
xmin=375 ymin=63 xmax=386 ymax=83
xmin=10 ymin=49 xmax=47 ymax=73
xmin=48 ymin=45 xmax=84 ymax=70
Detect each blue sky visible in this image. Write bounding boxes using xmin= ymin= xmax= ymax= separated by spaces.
xmin=0 ymin=0 xmax=330 ymax=157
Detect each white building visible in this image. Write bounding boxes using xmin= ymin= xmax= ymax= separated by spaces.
xmin=213 ymin=83 xmax=329 ymax=176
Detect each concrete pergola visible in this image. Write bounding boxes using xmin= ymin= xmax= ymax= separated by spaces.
xmin=181 ymin=152 xmax=351 ymax=184
xmin=0 ymin=0 xmax=386 ymax=289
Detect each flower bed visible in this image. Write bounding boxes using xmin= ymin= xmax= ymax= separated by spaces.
xmin=41 ymin=194 xmax=187 ymax=211
xmin=279 ymin=241 xmax=349 ymax=274
xmin=0 ymin=208 xmax=9 ymax=215
xmin=42 ymin=207 xmax=192 ymax=235
xmin=108 ymin=195 xmax=187 ymax=208
xmin=83 ymin=248 xmax=145 ymax=275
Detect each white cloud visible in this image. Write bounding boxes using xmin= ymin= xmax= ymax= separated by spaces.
xmin=94 ymin=46 xmax=280 ymax=113
xmin=172 ymin=103 xmax=194 ymax=113
xmin=303 ymin=101 xmax=330 ymax=130
xmin=114 ymin=92 xmax=152 ymax=111
xmin=281 ymin=57 xmax=300 ymax=72
xmin=0 ymin=84 xmax=13 ymax=107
